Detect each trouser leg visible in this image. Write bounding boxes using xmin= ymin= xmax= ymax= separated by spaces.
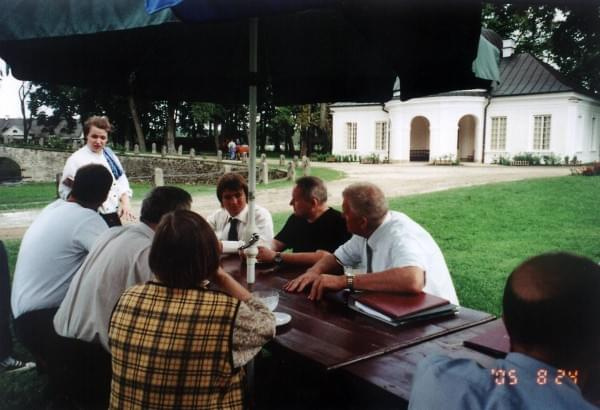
xmin=0 ymin=241 xmax=12 ymax=360
xmin=14 ymin=308 xmax=70 ymax=397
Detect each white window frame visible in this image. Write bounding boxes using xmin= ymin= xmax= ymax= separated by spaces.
xmin=346 ymin=122 xmax=357 ymax=150
xmin=533 ymin=114 xmax=551 ymax=151
xmin=490 ymin=116 xmax=507 ymax=151
xmin=375 ymin=121 xmax=388 ymax=151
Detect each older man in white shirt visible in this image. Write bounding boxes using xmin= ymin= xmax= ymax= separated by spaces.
xmin=285 ymin=182 xmax=458 ymax=304
xmin=207 ymin=173 xmax=273 ymax=253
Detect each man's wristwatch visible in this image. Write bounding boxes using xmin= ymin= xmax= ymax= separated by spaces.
xmin=346 ymin=275 xmax=354 ymax=291
xmin=273 ymin=252 xmax=283 ymax=265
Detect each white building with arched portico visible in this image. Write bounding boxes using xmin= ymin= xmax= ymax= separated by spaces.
xmin=331 ymin=41 xmax=600 ymax=164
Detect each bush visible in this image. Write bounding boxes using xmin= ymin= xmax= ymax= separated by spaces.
xmin=513 ymin=152 xmax=541 ymax=165
xmin=497 ymin=155 xmax=511 ymax=166
xmin=573 ymin=162 xmax=600 ymax=176
xmin=45 ymin=136 xmax=70 ymax=150
xmin=541 ymin=153 xmax=562 ymax=166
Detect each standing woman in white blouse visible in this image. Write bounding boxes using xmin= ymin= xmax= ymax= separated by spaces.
xmin=59 ymin=116 xmax=134 ymax=226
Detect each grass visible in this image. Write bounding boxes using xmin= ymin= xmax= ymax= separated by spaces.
xmin=388 ymin=176 xmax=600 ymax=315
xmin=0 ymin=183 xmax=58 ymax=211
xmin=1 ymin=175 xmax=599 ymax=408
xmin=0 ymin=166 xmax=344 ymax=211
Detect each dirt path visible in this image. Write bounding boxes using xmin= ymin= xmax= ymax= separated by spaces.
xmin=0 ymin=163 xmax=570 ymax=240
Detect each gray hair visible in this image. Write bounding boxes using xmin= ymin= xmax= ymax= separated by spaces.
xmin=342 ymin=182 xmax=388 ymax=227
xmin=295 ymin=176 xmax=328 ymax=204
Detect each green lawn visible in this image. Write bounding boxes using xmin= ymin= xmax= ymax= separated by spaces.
xmin=0 ymin=183 xmax=58 ymax=211
xmin=0 ymin=166 xmax=344 ymax=211
xmin=2 ymin=175 xmax=599 ymax=408
xmin=389 ymin=176 xmax=600 ymax=315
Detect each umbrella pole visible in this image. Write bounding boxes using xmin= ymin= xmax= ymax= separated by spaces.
xmin=244 ymin=17 xmax=259 ymax=285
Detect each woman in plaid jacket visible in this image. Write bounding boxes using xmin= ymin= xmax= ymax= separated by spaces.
xmin=109 ymin=210 xmax=276 ymax=409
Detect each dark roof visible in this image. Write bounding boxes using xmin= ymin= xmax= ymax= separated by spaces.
xmin=0 ymin=118 xmax=23 ymax=131
xmin=492 ymin=53 xmax=583 ymax=97
xmin=0 ymin=117 xmax=81 ymax=137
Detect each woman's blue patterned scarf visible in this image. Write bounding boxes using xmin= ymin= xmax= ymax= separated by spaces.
xmin=103 ymin=147 xmax=123 ymax=179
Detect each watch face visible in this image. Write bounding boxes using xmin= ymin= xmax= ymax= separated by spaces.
xmin=274 ymin=253 xmax=283 ymax=263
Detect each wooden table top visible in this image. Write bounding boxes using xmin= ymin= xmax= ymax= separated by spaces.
xmin=221 ymin=256 xmax=495 ymax=371
xmin=342 ymin=319 xmax=504 ymax=402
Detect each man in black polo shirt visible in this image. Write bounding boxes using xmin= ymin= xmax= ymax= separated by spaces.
xmin=257 ymin=176 xmax=350 ymax=266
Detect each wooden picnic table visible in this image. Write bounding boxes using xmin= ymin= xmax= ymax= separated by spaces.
xmin=341 ymin=319 xmax=504 ymax=405
xmin=221 ymin=256 xmax=495 ymax=371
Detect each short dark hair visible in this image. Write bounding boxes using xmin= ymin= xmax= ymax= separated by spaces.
xmin=295 ymin=176 xmax=327 ymax=203
xmin=503 ymin=252 xmax=600 ymax=365
xmin=69 ymin=164 xmax=112 ymax=208
xmin=83 ymin=115 xmax=112 ymax=137
xmin=140 ymin=186 xmax=192 ymax=225
xmin=149 ymin=210 xmax=220 ymax=289
xmin=216 ymin=173 xmax=248 ymax=204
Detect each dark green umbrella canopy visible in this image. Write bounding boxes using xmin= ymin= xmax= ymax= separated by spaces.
xmin=0 ymin=0 xmax=491 ymax=104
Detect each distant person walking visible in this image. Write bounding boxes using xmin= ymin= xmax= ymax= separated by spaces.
xmin=59 ymin=115 xmax=134 ymax=226
xmin=228 ymin=139 xmax=237 ymax=160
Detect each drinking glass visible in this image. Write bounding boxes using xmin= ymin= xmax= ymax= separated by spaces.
xmin=252 ymin=289 xmax=279 ymax=312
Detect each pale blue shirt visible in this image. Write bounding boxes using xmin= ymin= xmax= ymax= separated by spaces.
xmin=334 ymin=211 xmax=458 ymax=304
xmin=11 ymin=200 xmax=107 ymax=318
xmin=409 ymin=353 xmax=597 ymax=409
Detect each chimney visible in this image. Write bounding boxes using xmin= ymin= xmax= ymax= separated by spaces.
xmin=502 ymin=39 xmax=516 ymax=58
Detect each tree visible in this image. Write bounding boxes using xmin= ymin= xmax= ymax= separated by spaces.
xmin=18 ymin=82 xmax=33 ymax=142
xmin=165 ymin=100 xmax=177 ymax=153
xmin=483 ymin=4 xmax=557 ymax=60
xmin=29 ymin=83 xmax=142 ymax=146
xmin=271 ymin=106 xmax=296 ymax=155
xmin=190 ymin=102 xmax=221 ymax=150
xmin=550 ymin=6 xmax=600 ymax=96
xmin=483 ymin=3 xmax=600 ymax=96
xmin=258 ymin=96 xmax=276 ymax=153
xmin=128 ymin=73 xmax=146 ymax=152
xmin=296 ymin=104 xmax=331 ymax=156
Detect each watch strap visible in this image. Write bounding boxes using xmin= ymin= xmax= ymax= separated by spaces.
xmin=346 ymin=275 xmax=354 ymax=291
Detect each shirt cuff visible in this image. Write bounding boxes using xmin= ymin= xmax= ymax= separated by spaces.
xmin=222 ymin=240 xmax=243 ymax=254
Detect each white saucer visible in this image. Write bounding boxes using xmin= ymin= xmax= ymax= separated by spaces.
xmin=274 ymin=312 xmax=291 ymax=326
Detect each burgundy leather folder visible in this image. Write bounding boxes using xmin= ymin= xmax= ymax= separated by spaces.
xmin=463 ymin=320 xmax=510 ymax=357
xmin=351 ymin=291 xmax=450 ymax=320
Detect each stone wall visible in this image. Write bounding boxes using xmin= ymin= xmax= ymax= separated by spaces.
xmin=0 ymin=146 xmax=286 ymax=184
xmin=0 ymin=146 xmax=70 ymax=181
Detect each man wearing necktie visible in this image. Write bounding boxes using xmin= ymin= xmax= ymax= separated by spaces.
xmin=285 ymin=182 xmax=458 ymax=305
xmin=207 ymin=173 xmax=274 ymax=254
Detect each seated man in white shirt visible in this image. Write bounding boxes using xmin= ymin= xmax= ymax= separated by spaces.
xmin=207 ymin=173 xmax=273 ymax=253
xmin=284 ymin=182 xmax=458 ymax=304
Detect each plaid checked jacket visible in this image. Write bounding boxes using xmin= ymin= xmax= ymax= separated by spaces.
xmin=108 ymin=282 xmax=243 ymax=409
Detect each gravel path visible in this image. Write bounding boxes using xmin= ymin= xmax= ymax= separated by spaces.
xmin=0 ymin=162 xmax=570 ymax=239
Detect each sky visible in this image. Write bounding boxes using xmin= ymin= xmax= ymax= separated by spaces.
xmin=0 ymin=68 xmax=26 ymax=119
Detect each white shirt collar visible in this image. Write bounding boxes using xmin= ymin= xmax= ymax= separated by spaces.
xmin=367 ymin=212 xmax=392 ymax=247
xmin=84 ymin=144 xmax=103 ymax=156
xmin=230 ymin=204 xmax=249 ymax=224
